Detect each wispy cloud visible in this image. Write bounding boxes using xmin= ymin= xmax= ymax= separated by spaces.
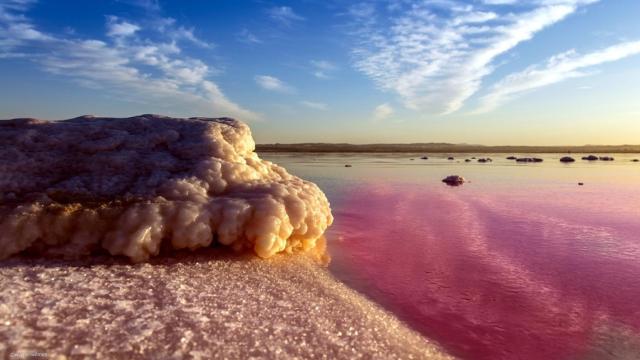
xmin=0 ymin=0 xmax=257 ymax=120
xmin=301 ymin=100 xmax=328 ymax=110
xmin=350 ymin=0 xmax=599 ymax=115
xmin=237 ymin=28 xmax=261 ymax=44
xmin=310 ymin=60 xmax=337 ymax=79
xmin=255 ymin=75 xmax=294 ymax=93
xmin=106 ymin=16 xmax=140 ymax=37
xmin=118 ymin=0 xmax=161 ymax=12
xmin=372 ymin=103 xmax=393 ymax=122
xmin=144 ymin=16 xmax=213 ymax=48
xmin=476 ymin=41 xmax=640 ymax=113
xmin=169 ymin=25 xmax=212 ymax=48
xmin=0 ymin=0 xmax=51 ymax=56
xmin=268 ymin=6 xmax=305 ymax=26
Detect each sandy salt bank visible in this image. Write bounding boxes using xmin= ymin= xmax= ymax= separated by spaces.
xmin=0 ymin=114 xmax=450 ymax=359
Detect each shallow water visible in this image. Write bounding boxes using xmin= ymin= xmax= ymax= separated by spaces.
xmin=264 ymin=153 xmax=640 ymax=360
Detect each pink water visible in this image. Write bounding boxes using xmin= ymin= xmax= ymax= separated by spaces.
xmin=266 ymin=153 xmax=640 ymax=359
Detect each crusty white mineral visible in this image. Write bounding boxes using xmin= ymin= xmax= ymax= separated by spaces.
xmin=0 ymin=114 xmax=333 ymax=261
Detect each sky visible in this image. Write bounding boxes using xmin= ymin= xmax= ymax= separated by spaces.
xmin=1 ymin=0 xmax=639 ymax=145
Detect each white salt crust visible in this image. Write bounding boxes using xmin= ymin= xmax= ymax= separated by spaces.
xmin=0 ymin=252 xmax=452 ymax=359
xmin=0 ymin=114 xmax=333 ymax=261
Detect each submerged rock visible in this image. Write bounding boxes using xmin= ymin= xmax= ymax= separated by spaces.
xmin=0 ymin=115 xmax=333 ymax=262
xmin=599 ymin=156 xmax=615 ymax=161
xmin=506 ymin=156 xmax=517 ymax=160
xmin=420 ymin=156 xmax=429 ymax=160
xmin=632 ymin=159 xmax=639 ymax=162
xmin=442 ymin=175 xmax=466 ymax=186
xmin=345 ymin=164 xmax=352 ymax=167
xmin=582 ymin=155 xmax=598 ymax=161
xmin=560 ymin=156 xmax=575 ymax=163
xmin=447 ymin=157 xmax=454 ymax=160
xmin=516 ymin=158 xmax=544 ymax=163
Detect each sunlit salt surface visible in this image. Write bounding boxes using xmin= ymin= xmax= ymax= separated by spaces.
xmin=0 ymin=249 xmax=451 ymax=359
xmin=265 ymin=153 xmax=640 ymax=360
xmin=0 ymin=115 xmax=332 ymax=261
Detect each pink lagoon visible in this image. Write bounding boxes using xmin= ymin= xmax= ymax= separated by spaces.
xmin=267 ymin=153 xmax=640 ymax=359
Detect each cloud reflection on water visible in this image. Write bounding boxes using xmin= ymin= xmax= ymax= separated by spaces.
xmin=328 ymin=180 xmax=640 ymax=359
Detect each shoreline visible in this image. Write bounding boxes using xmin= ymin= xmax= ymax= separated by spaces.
xmin=0 ymin=250 xmax=452 ymax=359
xmin=256 ymin=144 xmax=640 ymax=154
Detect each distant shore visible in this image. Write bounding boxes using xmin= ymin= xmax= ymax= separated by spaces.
xmin=257 ymin=143 xmax=640 ymax=153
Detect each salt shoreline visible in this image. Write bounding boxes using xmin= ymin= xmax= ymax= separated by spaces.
xmin=0 ymin=250 xmax=451 ymax=359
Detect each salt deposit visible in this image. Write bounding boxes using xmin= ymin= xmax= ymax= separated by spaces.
xmin=0 ymin=114 xmax=333 ymax=261
xmin=0 ymin=251 xmax=451 ymax=359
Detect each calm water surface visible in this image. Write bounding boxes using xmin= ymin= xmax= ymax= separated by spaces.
xmin=264 ymin=153 xmax=640 ymax=360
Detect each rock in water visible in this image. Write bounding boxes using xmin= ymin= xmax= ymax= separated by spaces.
xmin=560 ymin=156 xmax=575 ymax=163
xmin=582 ymin=155 xmax=598 ymax=161
xmin=0 ymin=115 xmax=333 ymax=262
xmin=442 ymin=175 xmax=465 ymax=186
xmin=516 ymin=157 xmax=544 ymax=163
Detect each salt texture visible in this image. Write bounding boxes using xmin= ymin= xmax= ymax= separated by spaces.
xmin=0 ymin=114 xmax=333 ymax=261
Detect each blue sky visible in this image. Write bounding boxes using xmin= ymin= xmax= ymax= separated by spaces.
xmin=1 ymin=0 xmax=639 ymax=145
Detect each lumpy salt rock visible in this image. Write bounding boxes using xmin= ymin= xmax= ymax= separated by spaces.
xmin=0 ymin=114 xmax=333 ymax=261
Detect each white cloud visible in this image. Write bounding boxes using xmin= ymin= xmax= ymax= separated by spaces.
xmin=310 ymin=60 xmax=337 ymax=79
xmin=238 ymin=28 xmax=261 ymax=44
xmin=170 ymin=25 xmax=212 ymax=48
xmin=0 ymin=0 xmax=51 ymax=55
xmin=0 ymin=1 xmax=258 ymax=121
xmin=106 ymin=16 xmax=140 ymax=37
xmin=372 ymin=103 xmax=393 ymax=121
xmin=147 ymin=16 xmax=213 ymax=48
xmin=268 ymin=6 xmax=305 ymax=26
xmin=350 ymin=0 xmax=599 ymax=115
xmin=301 ymin=101 xmax=328 ymax=110
xmin=255 ymin=75 xmax=293 ymax=93
xmin=476 ymin=40 xmax=640 ymax=112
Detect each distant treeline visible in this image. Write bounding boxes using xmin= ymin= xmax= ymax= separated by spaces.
xmin=256 ymin=143 xmax=640 ymax=153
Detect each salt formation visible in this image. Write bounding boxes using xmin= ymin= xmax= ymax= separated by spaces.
xmin=0 ymin=115 xmax=333 ymax=262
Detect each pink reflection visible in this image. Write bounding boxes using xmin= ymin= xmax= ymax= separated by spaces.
xmin=329 ymin=182 xmax=640 ymax=359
